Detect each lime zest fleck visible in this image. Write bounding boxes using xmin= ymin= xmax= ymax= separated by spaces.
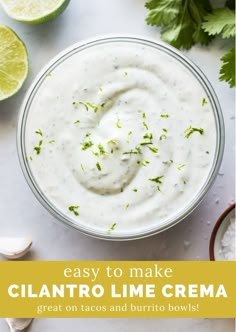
xmin=184 ymin=126 xmax=204 ymax=138
xmin=74 ymin=120 xmax=80 ymax=124
xmin=48 ymin=140 xmax=55 ymax=144
xmin=126 ymin=131 xmax=133 ymax=143
xmin=142 ymin=112 xmax=146 ymax=119
xmin=98 ymin=87 xmax=103 ymax=92
xmin=124 ymin=72 xmax=128 ymax=76
xmin=133 ymin=188 xmax=138 ymax=192
xmin=177 ymin=163 xmax=186 ymax=171
xmin=125 ymin=203 xmax=130 ymax=209
xmin=80 ymin=164 xmax=85 ymax=172
xmin=107 ymin=139 xmax=117 ymax=145
xmin=116 ymin=118 xmax=122 ymax=129
xmin=143 ymin=121 xmax=149 ymax=130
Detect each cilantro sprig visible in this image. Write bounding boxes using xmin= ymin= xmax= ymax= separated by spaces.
xmin=149 ymin=176 xmax=164 ymax=192
xmin=145 ymin=0 xmax=235 ymax=88
xmin=34 ymin=129 xmax=43 ymax=155
xmin=145 ymin=0 xmax=212 ymax=49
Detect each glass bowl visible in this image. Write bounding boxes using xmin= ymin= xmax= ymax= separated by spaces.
xmin=17 ymin=36 xmax=225 ymax=241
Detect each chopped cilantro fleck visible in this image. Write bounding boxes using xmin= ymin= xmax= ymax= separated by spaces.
xmin=86 ymin=102 xmax=99 ymax=113
xmin=93 ymin=143 xmax=107 ymax=156
xmin=126 ymin=131 xmax=133 ymax=143
xmin=148 ymin=146 xmax=159 ymax=153
xmin=125 ymin=203 xmax=130 ymax=209
xmin=74 ymin=120 xmax=80 ymax=124
xmin=160 ymin=114 xmax=170 ymax=118
xmin=96 ymin=162 xmax=102 ymax=171
xmin=143 ymin=133 xmax=153 ymax=140
xmin=177 ymin=163 xmax=186 ymax=171
xmin=35 ymin=129 xmax=43 ymax=136
xmin=149 ymin=176 xmax=164 ymax=191
xmin=107 ymin=139 xmax=117 ymax=145
xmin=143 ymin=121 xmax=149 ymax=130
xmin=137 ymin=160 xmax=150 ymax=167
xmin=34 ymin=140 xmax=43 ymax=155
xmin=142 ymin=112 xmax=146 ymax=119
xmin=202 ymin=98 xmax=208 ymax=106
xmin=116 ymin=119 xmax=122 ymax=129
xmin=74 ymin=101 xmax=100 ymax=112
xmin=98 ymin=143 xmax=106 ymax=155
xmin=72 ymin=101 xmax=79 ymax=107
xmin=149 ymin=176 xmax=164 ymax=184
xmin=107 ymin=223 xmax=117 ymax=232
xmin=48 ymin=140 xmax=55 ymax=144
xmin=160 ymin=128 xmax=168 ymax=140
xmin=123 ymin=145 xmax=142 ymax=155
xmin=133 ymin=188 xmax=138 ymax=192
xmin=184 ymin=126 xmax=204 ymax=138
xmin=68 ymin=205 xmax=80 ymax=216
xmin=81 ymin=133 xmax=94 ymax=151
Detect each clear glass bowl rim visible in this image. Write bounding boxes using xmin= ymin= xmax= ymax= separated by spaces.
xmin=17 ymin=36 xmax=225 ymax=241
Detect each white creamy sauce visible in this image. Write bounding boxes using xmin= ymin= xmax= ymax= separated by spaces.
xmin=25 ymin=41 xmax=217 ymax=235
xmin=220 ymin=217 xmax=236 ymax=261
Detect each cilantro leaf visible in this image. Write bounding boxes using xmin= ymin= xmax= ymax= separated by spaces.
xmin=219 ymin=48 xmax=235 ymax=88
xmin=146 ymin=0 xmax=212 ymax=49
xmin=202 ymin=8 xmax=235 ymax=39
xmin=226 ymin=0 xmax=235 ymax=10
xmin=145 ymin=0 xmax=181 ymax=26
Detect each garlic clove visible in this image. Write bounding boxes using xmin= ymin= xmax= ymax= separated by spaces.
xmin=0 ymin=238 xmax=32 ymax=259
xmin=6 ymin=318 xmax=33 ymax=332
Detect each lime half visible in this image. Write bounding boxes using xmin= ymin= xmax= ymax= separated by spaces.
xmin=0 ymin=25 xmax=28 ymax=101
xmin=0 ymin=0 xmax=70 ymax=24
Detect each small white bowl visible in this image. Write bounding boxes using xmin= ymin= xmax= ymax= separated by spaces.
xmin=209 ymin=203 xmax=235 ymax=260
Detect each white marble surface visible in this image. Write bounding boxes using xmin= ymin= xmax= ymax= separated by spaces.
xmin=0 ymin=0 xmax=235 ymax=331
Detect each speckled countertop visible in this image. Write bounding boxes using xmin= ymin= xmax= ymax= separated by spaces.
xmin=0 ymin=0 xmax=235 ymax=331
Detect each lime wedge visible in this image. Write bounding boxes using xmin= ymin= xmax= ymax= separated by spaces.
xmin=0 ymin=25 xmax=28 ymax=101
xmin=0 ymin=0 xmax=70 ymax=24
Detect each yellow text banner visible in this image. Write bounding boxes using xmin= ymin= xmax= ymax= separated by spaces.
xmin=0 ymin=261 xmax=235 ymax=318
